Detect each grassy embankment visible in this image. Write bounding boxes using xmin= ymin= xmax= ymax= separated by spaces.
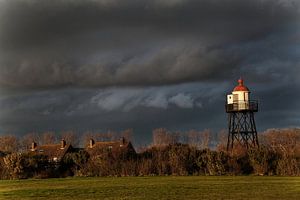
xmin=0 ymin=176 xmax=299 ymax=200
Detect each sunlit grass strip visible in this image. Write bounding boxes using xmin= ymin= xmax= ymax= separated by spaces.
xmin=0 ymin=176 xmax=299 ymax=200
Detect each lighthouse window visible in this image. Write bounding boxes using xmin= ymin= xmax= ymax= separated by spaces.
xmin=233 ymin=94 xmax=238 ymax=102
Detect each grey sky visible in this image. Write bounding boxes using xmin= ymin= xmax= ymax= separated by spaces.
xmin=0 ymin=0 xmax=299 ymax=144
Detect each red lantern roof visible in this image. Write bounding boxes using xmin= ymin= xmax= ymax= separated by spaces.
xmin=233 ymin=78 xmax=249 ymax=92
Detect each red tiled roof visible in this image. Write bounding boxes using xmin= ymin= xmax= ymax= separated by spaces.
xmin=233 ymin=78 xmax=249 ymax=92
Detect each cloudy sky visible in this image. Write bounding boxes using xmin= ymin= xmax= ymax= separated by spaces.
xmin=0 ymin=0 xmax=299 ymax=144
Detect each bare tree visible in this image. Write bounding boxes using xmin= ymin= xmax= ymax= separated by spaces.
xmin=95 ymin=130 xmax=116 ymax=142
xmin=41 ymin=131 xmax=57 ymax=144
xmin=20 ymin=132 xmax=40 ymax=151
xmin=261 ymin=128 xmax=300 ymax=156
xmin=200 ymin=129 xmax=211 ymax=149
xmin=216 ymin=129 xmax=227 ymax=151
xmin=152 ymin=128 xmax=179 ymax=146
xmin=153 ymin=128 xmax=167 ymax=146
xmin=186 ymin=129 xmax=211 ymax=149
xmin=120 ymin=129 xmax=133 ymax=141
xmin=61 ymin=131 xmax=79 ymax=147
xmin=0 ymin=135 xmax=18 ymax=153
xmin=187 ymin=130 xmax=199 ymax=147
xmin=82 ymin=131 xmax=94 ymax=148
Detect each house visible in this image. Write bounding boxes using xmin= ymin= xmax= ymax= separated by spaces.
xmin=29 ymin=139 xmax=73 ymax=162
xmin=86 ymin=137 xmax=136 ymax=158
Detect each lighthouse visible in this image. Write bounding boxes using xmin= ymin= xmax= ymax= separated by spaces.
xmin=225 ymin=78 xmax=259 ymax=150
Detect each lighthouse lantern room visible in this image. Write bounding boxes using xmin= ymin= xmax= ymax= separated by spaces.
xmin=226 ymin=78 xmax=257 ymax=112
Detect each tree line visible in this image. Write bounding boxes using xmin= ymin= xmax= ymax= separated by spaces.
xmin=0 ymin=128 xmax=299 ymax=179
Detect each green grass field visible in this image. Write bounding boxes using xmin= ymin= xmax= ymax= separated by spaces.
xmin=0 ymin=176 xmax=299 ymax=200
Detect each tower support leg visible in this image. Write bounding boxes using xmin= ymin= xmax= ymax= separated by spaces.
xmin=227 ymin=111 xmax=258 ymax=151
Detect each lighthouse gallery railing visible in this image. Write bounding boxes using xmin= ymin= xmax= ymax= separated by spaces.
xmin=225 ymin=100 xmax=258 ymax=113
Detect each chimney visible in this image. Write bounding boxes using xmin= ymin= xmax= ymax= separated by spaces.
xmin=31 ymin=142 xmax=37 ymax=151
xmin=89 ymin=139 xmax=95 ymax=148
xmin=61 ymin=139 xmax=66 ymax=149
xmin=120 ymin=137 xmax=126 ymax=145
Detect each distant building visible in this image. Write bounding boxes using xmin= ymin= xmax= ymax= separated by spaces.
xmin=29 ymin=139 xmax=73 ymax=162
xmin=86 ymin=137 xmax=136 ymax=158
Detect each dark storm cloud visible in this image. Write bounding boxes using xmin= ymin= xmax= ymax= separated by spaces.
xmin=0 ymin=83 xmax=227 ymax=143
xmin=0 ymin=0 xmax=299 ymax=89
xmin=0 ymin=0 xmax=300 ymax=144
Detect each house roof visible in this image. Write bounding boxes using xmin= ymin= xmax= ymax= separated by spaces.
xmin=86 ymin=139 xmax=135 ymax=156
xmin=30 ymin=144 xmax=72 ymax=160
